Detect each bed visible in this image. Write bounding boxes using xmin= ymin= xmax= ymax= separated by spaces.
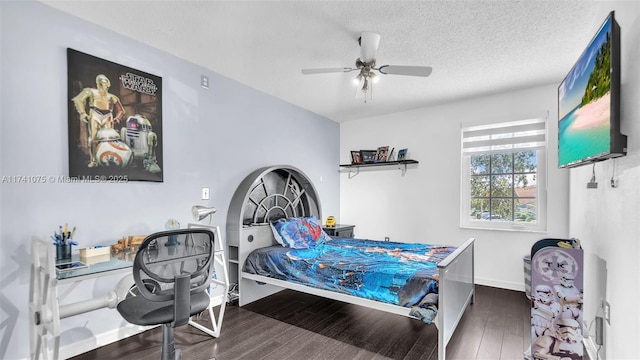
xmin=226 ymin=165 xmax=475 ymax=360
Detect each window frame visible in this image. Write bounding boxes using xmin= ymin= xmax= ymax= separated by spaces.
xmin=460 ymin=118 xmax=547 ymax=232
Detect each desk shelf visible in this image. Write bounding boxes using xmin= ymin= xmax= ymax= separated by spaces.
xmin=339 ymin=159 xmax=419 ymax=178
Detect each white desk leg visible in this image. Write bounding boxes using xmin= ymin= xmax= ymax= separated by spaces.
xmin=29 ymin=238 xmax=134 ymax=360
xmin=29 ymin=258 xmax=42 ymax=360
xmin=30 ymin=238 xmax=56 ymax=360
xmin=30 ymin=238 xmax=70 ymax=360
xmin=52 ymin=337 xmax=60 ymax=360
xmin=188 ymin=248 xmax=229 ymax=337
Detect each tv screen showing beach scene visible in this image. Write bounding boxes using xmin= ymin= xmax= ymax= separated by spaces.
xmin=558 ymin=14 xmax=613 ymax=168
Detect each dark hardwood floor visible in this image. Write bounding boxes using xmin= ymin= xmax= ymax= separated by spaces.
xmin=70 ymin=285 xmax=531 ymax=360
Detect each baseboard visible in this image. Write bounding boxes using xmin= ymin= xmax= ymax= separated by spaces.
xmin=475 ymin=276 xmax=525 ymax=292
xmin=58 ymin=324 xmax=154 ymax=359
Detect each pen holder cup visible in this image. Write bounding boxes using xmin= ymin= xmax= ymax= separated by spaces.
xmin=56 ymin=244 xmax=72 ymax=261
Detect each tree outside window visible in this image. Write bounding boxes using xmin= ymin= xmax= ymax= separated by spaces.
xmin=461 ymin=117 xmax=546 ymax=232
xmin=469 ymin=151 xmax=537 ymax=223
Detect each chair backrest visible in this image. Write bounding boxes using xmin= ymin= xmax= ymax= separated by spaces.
xmin=132 ymin=228 xmax=215 ymax=305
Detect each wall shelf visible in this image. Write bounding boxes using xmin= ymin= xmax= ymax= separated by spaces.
xmin=339 ymin=159 xmax=419 ymax=178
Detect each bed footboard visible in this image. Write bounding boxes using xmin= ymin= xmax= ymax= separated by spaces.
xmin=437 ymin=237 xmax=475 ymax=360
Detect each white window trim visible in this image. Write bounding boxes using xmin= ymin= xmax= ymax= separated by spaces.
xmin=460 ymin=118 xmax=548 ymax=233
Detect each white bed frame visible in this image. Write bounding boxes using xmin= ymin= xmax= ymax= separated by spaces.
xmin=237 ymin=224 xmax=475 ymax=360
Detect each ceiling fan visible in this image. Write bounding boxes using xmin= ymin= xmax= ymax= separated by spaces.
xmin=301 ymin=31 xmax=433 ymax=102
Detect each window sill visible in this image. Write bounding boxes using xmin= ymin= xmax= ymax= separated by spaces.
xmin=460 ymin=223 xmax=547 ymax=233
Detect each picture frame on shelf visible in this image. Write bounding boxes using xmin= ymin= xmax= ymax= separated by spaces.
xmin=397 ymin=148 xmax=408 ymax=161
xmin=375 ymin=146 xmax=389 ymax=162
xmin=350 ymin=151 xmax=362 ymax=165
xmin=360 ymin=150 xmax=377 ymax=163
xmin=387 ymin=147 xmax=395 ymax=162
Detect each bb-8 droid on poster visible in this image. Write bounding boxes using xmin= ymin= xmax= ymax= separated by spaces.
xmin=94 ymin=128 xmax=132 ymax=167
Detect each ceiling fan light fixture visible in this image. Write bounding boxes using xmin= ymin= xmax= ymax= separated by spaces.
xmin=352 ymin=73 xmax=363 ymax=85
xmin=301 ymin=31 xmax=431 ymax=103
xmin=361 ymin=77 xmax=370 ymax=93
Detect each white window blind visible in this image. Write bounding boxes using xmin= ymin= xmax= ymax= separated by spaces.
xmin=460 ymin=116 xmax=548 ymax=232
xmin=462 ymin=118 xmax=546 ymax=155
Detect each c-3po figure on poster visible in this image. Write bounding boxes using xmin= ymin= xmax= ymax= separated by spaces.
xmin=72 ymin=74 xmax=126 ymax=167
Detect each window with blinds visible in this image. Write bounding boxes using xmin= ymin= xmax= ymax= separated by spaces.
xmin=460 ymin=118 xmax=547 ymax=232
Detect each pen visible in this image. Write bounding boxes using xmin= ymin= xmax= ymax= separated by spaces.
xmin=52 ymin=224 xmax=77 ymax=247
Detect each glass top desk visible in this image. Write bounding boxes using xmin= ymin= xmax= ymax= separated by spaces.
xmin=29 ymin=225 xmax=229 ymax=360
xmin=55 ymin=254 xmax=134 ymax=282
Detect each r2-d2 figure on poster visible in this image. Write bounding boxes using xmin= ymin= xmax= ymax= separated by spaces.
xmin=120 ymin=114 xmax=161 ymax=173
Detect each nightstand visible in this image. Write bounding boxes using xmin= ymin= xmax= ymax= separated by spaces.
xmin=323 ymin=224 xmax=355 ymax=238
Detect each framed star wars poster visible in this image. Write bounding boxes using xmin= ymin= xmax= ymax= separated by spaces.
xmin=67 ymin=48 xmax=163 ymax=182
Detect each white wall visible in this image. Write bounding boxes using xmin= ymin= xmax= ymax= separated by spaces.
xmin=341 ymin=3 xmax=640 ymax=359
xmin=0 ymin=2 xmax=340 ymax=359
xmin=568 ymin=3 xmax=640 ymax=359
xmin=340 ymin=83 xmax=569 ymax=291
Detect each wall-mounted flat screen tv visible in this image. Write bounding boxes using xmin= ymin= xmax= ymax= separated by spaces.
xmin=558 ymin=11 xmax=626 ymax=168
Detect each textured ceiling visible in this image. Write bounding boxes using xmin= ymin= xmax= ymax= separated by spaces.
xmin=41 ymin=1 xmax=611 ymax=122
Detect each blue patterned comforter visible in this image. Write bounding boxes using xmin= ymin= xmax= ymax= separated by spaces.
xmin=242 ymin=238 xmax=456 ymax=323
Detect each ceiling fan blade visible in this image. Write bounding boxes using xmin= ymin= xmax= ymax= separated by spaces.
xmin=359 ymin=32 xmax=381 ymax=63
xmin=301 ymin=67 xmax=355 ymax=75
xmin=378 ymin=65 xmax=433 ymax=77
